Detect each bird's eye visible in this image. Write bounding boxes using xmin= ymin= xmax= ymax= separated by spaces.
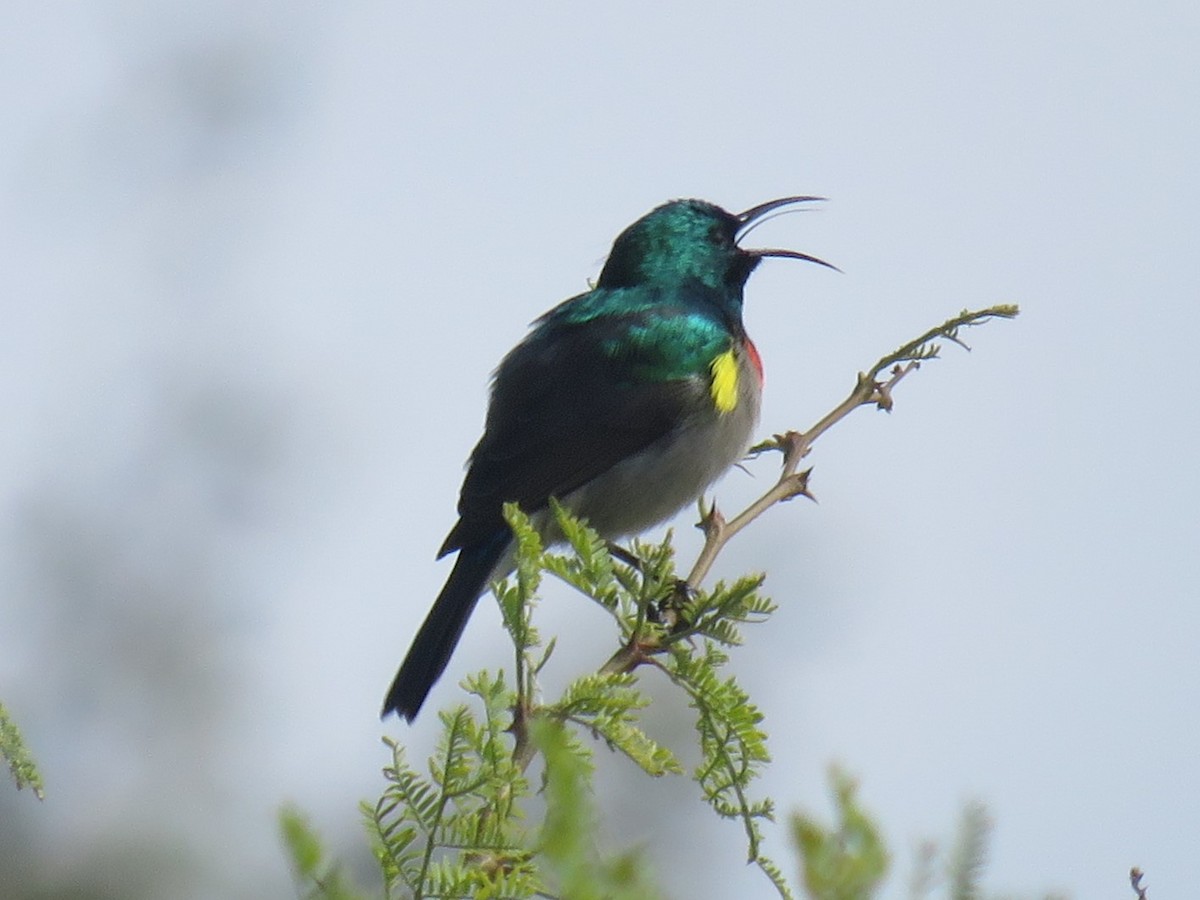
xmin=707 ymin=226 xmax=726 ymax=246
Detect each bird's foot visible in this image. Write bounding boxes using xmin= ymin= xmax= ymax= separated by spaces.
xmin=606 ymin=541 xmax=694 ymax=632
xmin=647 ymin=579 xmax=694 ymax=632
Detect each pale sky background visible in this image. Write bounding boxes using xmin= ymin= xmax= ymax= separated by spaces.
xmin=2 ymin=3 xmax=1198 ymax=898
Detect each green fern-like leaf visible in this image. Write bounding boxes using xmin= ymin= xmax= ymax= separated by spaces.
xmin=371 ymin=503 xmax=801 ymax=898
xmin=540 ymin=507 xmax=656 ymax=623
xmin=534 ymin=717 xmax=664 ymax=900
xmin=1 ymin=702 xmax=44 ymax=799
xmin=550 ymin=498 xmax=618 ymax=590
xmin=370 ymin=701 xmax=541 ymax=899
xmin=663 ymin=640 xmax=789 ymax=896
xmin=498 ymin=504 xmax=544 ymax=653
xmin=547 ymin=672 xmax=682 ymax=776
xmin=669 ymin=574 xmax=773 ymax=648
xmin=281 ymin=806 xmax=369 ymax=900
xmin=791 ymin=768 xmax=888 ymax=900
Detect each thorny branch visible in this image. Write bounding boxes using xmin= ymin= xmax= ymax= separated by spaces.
xmin=600 ymin=304 xmax=1017 ymax=676
xmin=685 ymin=304 xmax=1018 ymax=588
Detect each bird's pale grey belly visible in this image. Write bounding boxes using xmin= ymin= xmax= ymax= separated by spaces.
xmin=553 ymin=368 xmax=761 ymax=540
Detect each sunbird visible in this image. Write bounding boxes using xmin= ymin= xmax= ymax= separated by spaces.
xmin=383 ymin=197 xmax=833 ymax=721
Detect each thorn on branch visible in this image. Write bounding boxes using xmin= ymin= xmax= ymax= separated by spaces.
xmin=873 ymin=379 xmax=894 ymax=412
xmin=778 ymin=430 xmax=808 ymax=464
xmin=747 ymin=433 xmax=789 ymax=459
xmin=873 ymin=361 xmax=923 ymax=411
xmin=780 ymin=469 xmax=815 ymax=502
xmin=752 ymin=430 xmax=814 ymax=475
xmin=697 ymin=500 xmax=727 ymax=540
xmin=944 ymin=330 xmax=971 ymax=352
xmin=509 ymin=701 xmax=534 ymax=770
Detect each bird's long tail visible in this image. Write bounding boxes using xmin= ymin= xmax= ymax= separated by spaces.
xmin=381 ymin=533 xmax=510 ymax=721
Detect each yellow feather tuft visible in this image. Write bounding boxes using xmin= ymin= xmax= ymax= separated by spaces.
xmin=709 ymin=349 xmax=739 ymax=413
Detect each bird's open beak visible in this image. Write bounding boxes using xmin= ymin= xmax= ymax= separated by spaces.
xmin=736 ymin=196 xmax=840 ymax=272
xmin=737 ymin=195 xmax=825 ymax=225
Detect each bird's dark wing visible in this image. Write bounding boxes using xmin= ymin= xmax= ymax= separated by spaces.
xmin=439 ymin=310 xmax=719 ymax=555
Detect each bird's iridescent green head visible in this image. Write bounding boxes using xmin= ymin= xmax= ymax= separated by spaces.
xmin=596 ymin=197 xmax=835 ymax=292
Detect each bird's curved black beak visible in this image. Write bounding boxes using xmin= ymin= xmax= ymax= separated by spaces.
xmin=737 ymin=195 xmax=825 ymax=225
xmin=736 ymin=196 xmax=840 ymax=272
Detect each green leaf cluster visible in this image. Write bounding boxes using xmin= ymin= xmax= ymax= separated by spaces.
xmin=280 ymin=807 xmax=369 ymax=900
xmin=271 ymin=496 xmax=1062 ymax=900
xmin=791 ymin=768 xmax=888 ymax=900
xmin=1 ymin=702 xmax=44 ymax=800
xmin=542 ymin=503 xmax=792 ymax=892
xmin=331 ymin=503 xmax=795 ymax=898
xmin=367 ymin=683 xmax=539 ymax=898
xmin=533 ymin=717 xmax=661 ymax=900
xmin=276 ymin=299 xmax=1036 ymax=898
